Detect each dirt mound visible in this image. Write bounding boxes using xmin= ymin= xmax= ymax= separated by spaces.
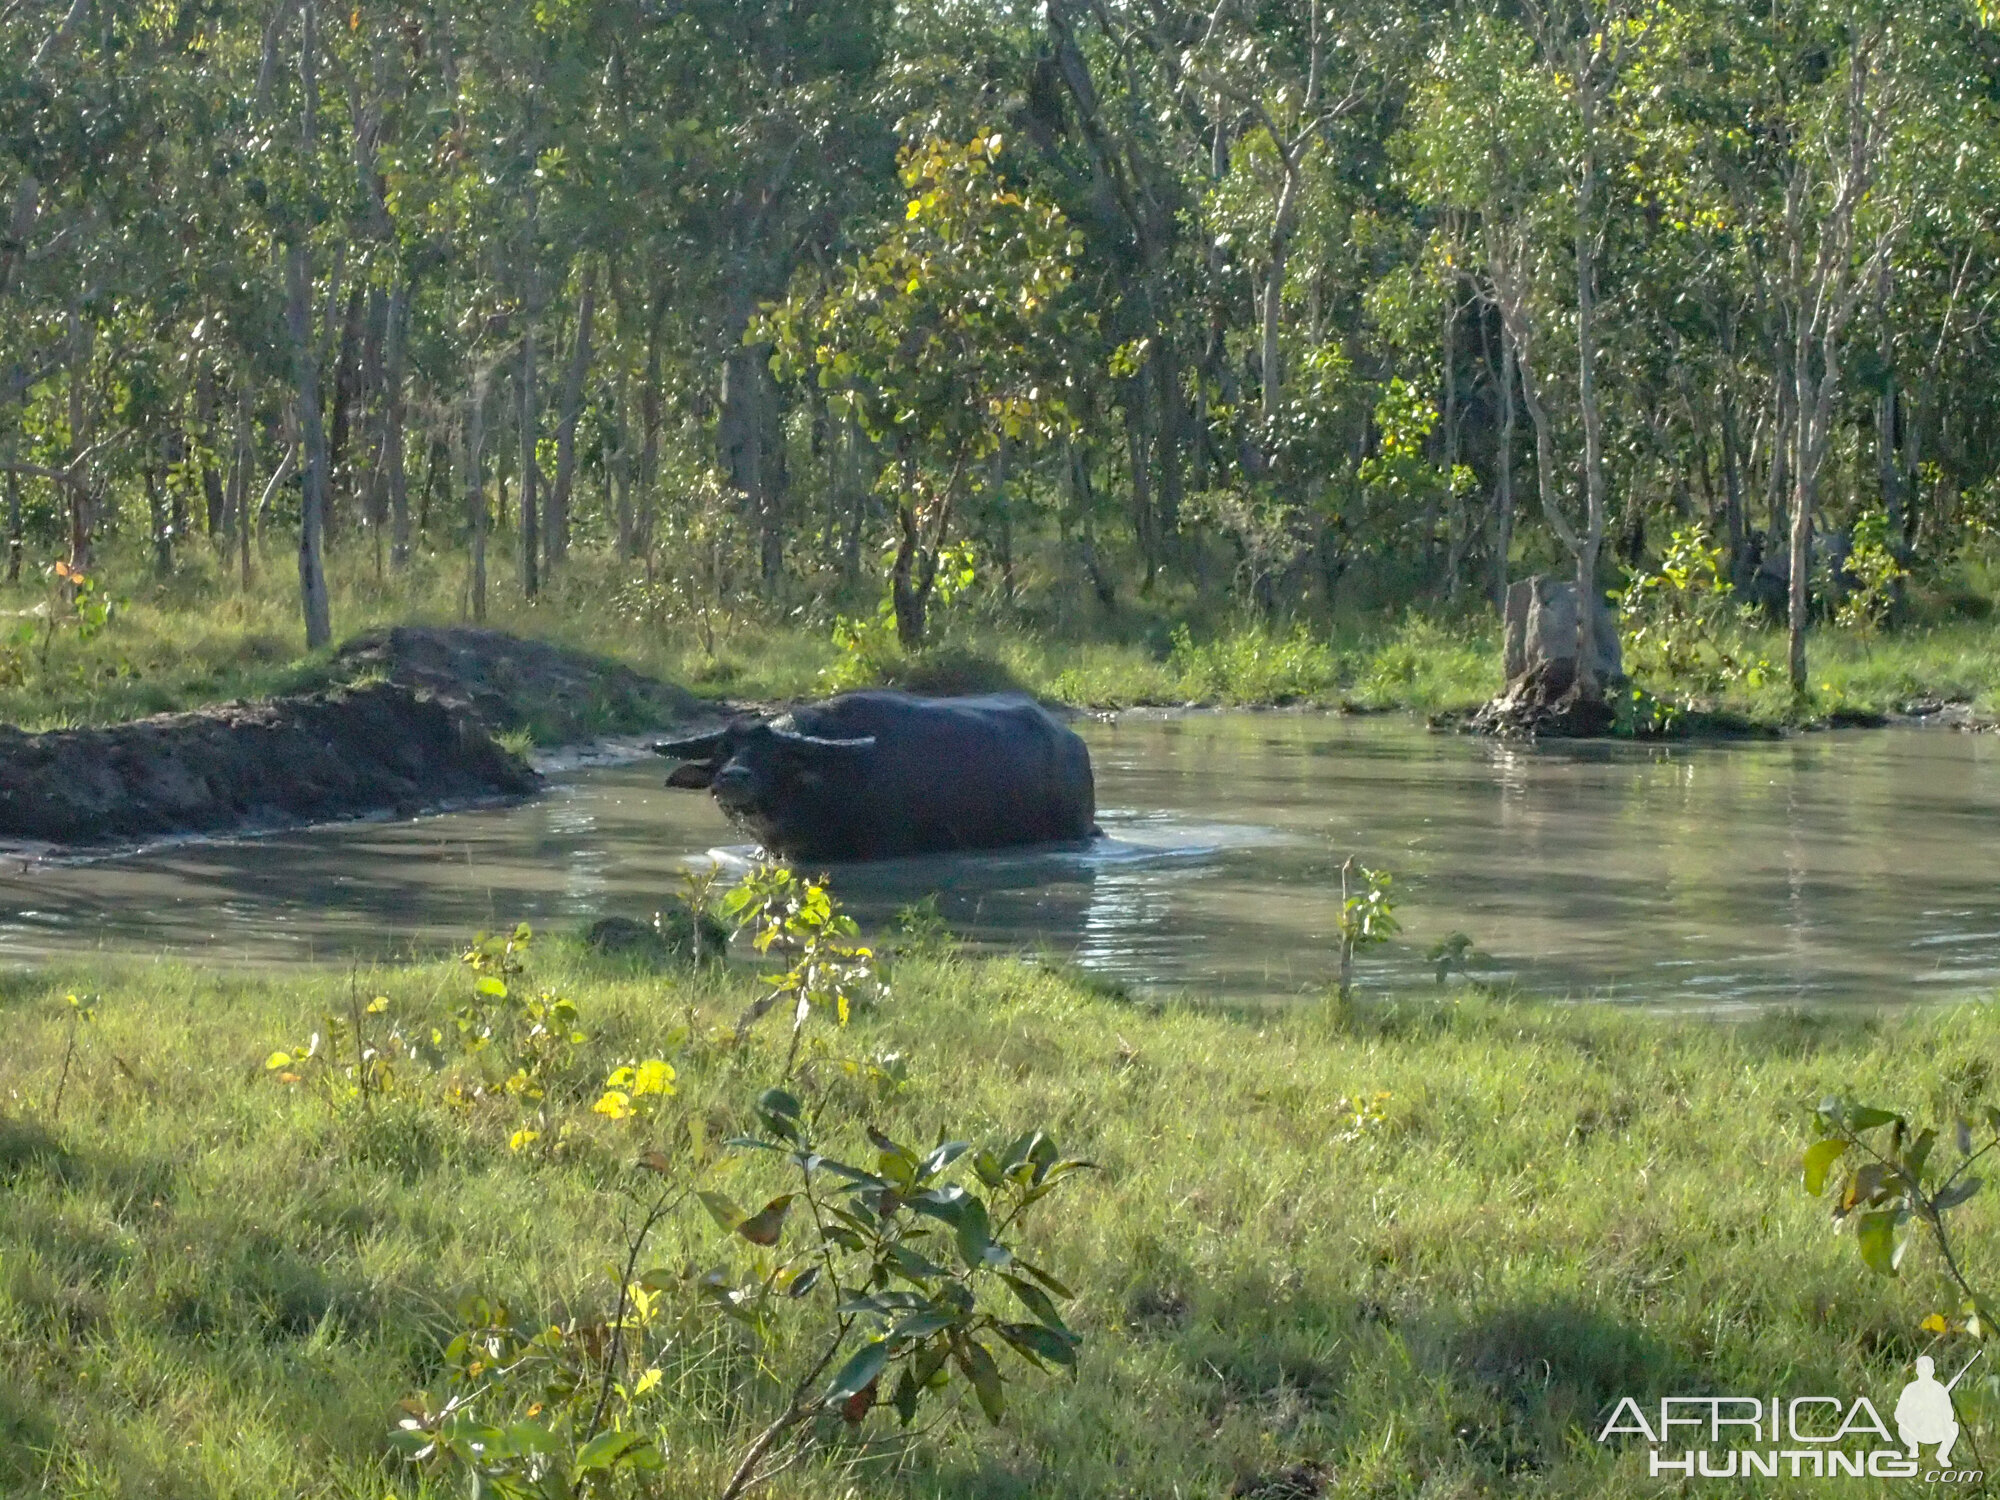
xmin=333 ymin=626 xmax=701 ymax=743
xmin=0 ymin=681 xmax=540 ymax=845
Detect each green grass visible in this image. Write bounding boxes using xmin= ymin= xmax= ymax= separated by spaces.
xmin=5 ymin=537 xmax=1999 ymax=736
xmin=5 ymin=937 xmax=1998 ymax=1497
xmin=1689 ymin=620 xmax=2000 ymax=724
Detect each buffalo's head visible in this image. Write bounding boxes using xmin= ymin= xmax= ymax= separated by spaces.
xmin=653 ymin=718 xmax=876 ymax=840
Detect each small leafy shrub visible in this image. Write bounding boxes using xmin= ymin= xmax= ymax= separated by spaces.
xmin=262 ymin=924 xmax=595 ymax=1154
xmin=820 ymin=541 xmax=980 ymax=693
xmin=1804 ymin=1097 xmax=2000 ymax=1344
xmin=722 ymin=863 xmax=888 ymax=1062
xmin=1 ymin=560 xmax=117 ymax=687
xmin=1609 ymin=681 xmax=1684 ymax=739
xmin=393 ymin=866 xmax=1093 ymax=1500
xmin=48 ymin=991 xmax=96 ymax=1120
xmin=265 ymin=990 xmax=408 ymax=1111
xmin=1619 ymin=524 xmax=1768 ymax=696
xmin=698 ymin=1091 xmax=1091 ymax=1499
xmin=1834 ymin=507 xmax=1908 ymax=630
xmin=1337 ymin=858 xmax=1400 ymax=1001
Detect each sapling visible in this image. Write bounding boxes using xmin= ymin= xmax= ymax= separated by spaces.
xmin=48 ymin=991 xmax=94 ymax=1120
xmin=392 ymin=870 xmax=1093 ymax=1500
xmin=1804 ymin=1095 xmax=2000 ymax=1448
xmin=1337 ymin=857 xmax=1400 ymax=1001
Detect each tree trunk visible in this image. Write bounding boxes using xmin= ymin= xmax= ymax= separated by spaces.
xmin=1570 ymin=54 xmax=1608 ymax=700
xmin=196 ymin=364 xmax=226 ymax=537
xmin=466 ymin=369 xmax=489 ymax=622
xmin=361 ymin=288 xmax=389 ymax=580
xmin=1126 ymin=369 xmax=1157 ymax=587
xmin=4 ymin=425 xmax=20 ymax=584
xmin=284 ymin=241 xmax=333 ymax=650
xmin=1260 ymin=248 xmax=1286 ymax=429
xmin=1441 ymin=292 xmax=1467 ymax=601
xmin=640 ymin=294 xmax=664 ymax=557
xmin=384 ymin=282 xmax=410 ymax=568
xmin=1719 ymin=378 xmax=1746 ymax=587
xmin=890 ymin=499 xmax=928 ymax=650
xmin=146 ymin=454 xmax=171 ymax=574
xmin=232 ymin=374 xmax=255 ymax=588
xmin=840 ymin=411 xmax=867 ymax=583
xmin=720 ymin=340 xmax=785 ymax=584
xmin=611 ymin=366 xmax=634 ymax=560
xmin=1489 ymin=312 xmax=1517 ymax=609
xmin=517 ymin=321 xmax=540 ymax=598
xmin=1153 ymin=336 xmax=1184 ymax=545
xmin=66 ymin=303 xmax=92 ymax=572
xmin=889 ymin=459 xmax=957 ymax=650
xmin=327 ymin=279 xmax=364 ymax=537
xmin=548 ymin=260 xmax=595 ymax=569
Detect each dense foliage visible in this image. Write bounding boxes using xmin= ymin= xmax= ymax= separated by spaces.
xmin=4 ymin=0 xmax=2000 ymax=679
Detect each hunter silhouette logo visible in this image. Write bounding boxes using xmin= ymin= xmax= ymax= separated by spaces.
xmin=1897 ymin=1352 xmax=1981 ymax=1466
xmin=1598 ymin=1351 xmax=1987 ymax=1482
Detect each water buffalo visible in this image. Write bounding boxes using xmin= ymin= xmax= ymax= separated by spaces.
xmin=653 ymin=690 xmax=1097 ymax=862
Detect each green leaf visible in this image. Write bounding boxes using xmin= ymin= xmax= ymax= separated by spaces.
xmin=1002 ymin=1274 xmax=1069 ymax=1333
xmin=920 ymin=1140 xmax=971 ymax=1179
xmin=1848 ymin=1106 xmax=1901 ymax=1131
xmin=1934 ymin=1177 xmax=1984 ymax=1212
xmin=476 ymin=976 xmax=508 ymax=998
xmin=997 ymin=1320 xmax=1079 ymax=1367
xmin=1014 ymin=1258 xmax=1075 ymax=1300
xmin=1906 ymin=1127 xmax=1938 ymax=1182
xmin=825 ymin=1339 xmax=890 ymax=1404
xmin=571 ymin=1429 xmax=651 ymax=1474
xmin=892 ymin=1364 xmax=921 ymax=1425
xmin=758 ymin=1088 xmax=804 ymax=1142
xmin=908 ymin=1185 xmax=969 ymax=1224
xmin=887 ymin=1243 xmax=952 ymax=1282
xmin=955 ymin=1195 xmax=995 ymax=1268
xmin=697 ymin=1191 xmax=746 ymax=1233
xmin=1856 ymin=1209 xmax=1903 ymax=1275
xmin=887 ymin=1308 xmax=958 ymax=1342
xmin=735 ymin=1194 xmax=794 ymax=1247
xmin=1803 ymin=1137 xmax=1851 ymax=1196
xmin=957 ymin=1338 xmax=1006 ymax=1422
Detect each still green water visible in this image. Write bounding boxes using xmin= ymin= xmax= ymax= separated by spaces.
xmin=4 ymin=714 xmax=1997 ymax=1008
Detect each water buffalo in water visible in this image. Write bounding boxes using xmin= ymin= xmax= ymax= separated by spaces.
xmin=652 ymin=690 xmax=1097 ymax=862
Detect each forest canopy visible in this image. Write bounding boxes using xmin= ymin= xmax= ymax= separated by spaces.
xmin=3 ymin=0 xmax=1999 ymax=688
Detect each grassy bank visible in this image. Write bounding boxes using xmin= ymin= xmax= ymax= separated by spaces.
xmin=4 ymin=540 xmax=1999 ymax=734
xmin=4 ymin=932 xmax=1997 ymax=1497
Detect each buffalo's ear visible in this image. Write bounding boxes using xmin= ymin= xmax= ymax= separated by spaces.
xmin=665 ymin=761 xmax=718 ymax=790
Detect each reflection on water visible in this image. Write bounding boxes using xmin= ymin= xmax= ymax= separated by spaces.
xmin=3 ymin=714 xmax=1998 ymax=1008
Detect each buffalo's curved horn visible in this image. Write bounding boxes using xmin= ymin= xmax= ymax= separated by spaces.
xmin=768 ymin=727 xmax=877 ymax=751
xmin=651 ymin=729 xmax=729 ymax=760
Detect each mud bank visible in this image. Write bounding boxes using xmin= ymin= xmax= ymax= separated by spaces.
xmin=330 ymin=625 xmax=701 ymax=744
xmin=0 ymin=681 xmax=539 ymax=844
xmin=0 ymin=627 xmax=711 ymax=845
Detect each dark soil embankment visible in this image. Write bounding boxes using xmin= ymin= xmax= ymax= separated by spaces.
xmin=0 ymin=627 xmax=708 ymax=845
xmin=0 ymin=681 xmax=538 ymax=843
xmin=332 ymin=626 xmax=701 ymax=744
